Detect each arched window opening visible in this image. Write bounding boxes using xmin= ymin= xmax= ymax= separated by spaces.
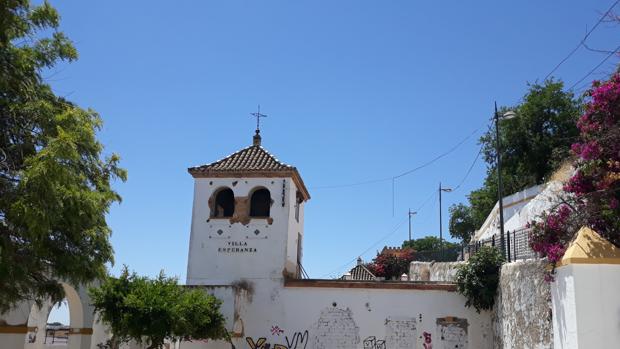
xmin=213 ymin=188 xmax=235 ymax=218
xmin=250 ymin=188 xmax=271 ymax=217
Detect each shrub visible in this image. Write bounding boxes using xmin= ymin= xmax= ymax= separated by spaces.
xmin=455 ymin=246 xmax=505 ymax=312
xmin=528 ymin=72 xmax=620 ymax=280
xmin=366 ymin=249 xmax=415 ymax=279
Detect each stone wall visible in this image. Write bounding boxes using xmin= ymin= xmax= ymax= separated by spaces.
xmin=409 ymin=261 xmax=463 ymax=282
xmin=494 ymin=259 xmax=552 ymax=349
xmin=410 ymin=259 xmax=553 ymax=349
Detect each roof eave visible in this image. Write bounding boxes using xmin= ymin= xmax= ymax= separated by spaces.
xmin=187 ymin=168 xmax=311 ymax=201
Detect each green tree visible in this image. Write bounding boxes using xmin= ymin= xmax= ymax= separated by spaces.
xmin=402 ymin=236 xmax=459 ymax=251
xmin=89 ymin=268 xmax=228 ymax=349
xmin=448 ymin=203 xmax=476 ymax=243
xmin=456 ymin=80 xmax=582 ymax=231
xmin=0 ymin=1 xmax=125 ymax=311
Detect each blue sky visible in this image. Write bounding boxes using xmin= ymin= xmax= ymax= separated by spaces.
xmin=44 ymin=0 xmax=618 ymax=322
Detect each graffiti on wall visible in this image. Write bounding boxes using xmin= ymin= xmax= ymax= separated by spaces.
xmin=363 ymin=336 xmax=386 ymax=349
xmin=243 ymin=311 xmax=469 ymax=349
xmin=384 ymin=317 xmax=417 ymax=349
xmin=436 ymin=317 xmax=468 ymax=349
xmin=312 ymin=307 xmax=360 ymax=349
xmin=246 ymin=330 xmax=308 ymax=349
xmin=271 ymin=325 xmax=284 ymax=336
xmin=422 ymin=332 xmax=432 ymax=349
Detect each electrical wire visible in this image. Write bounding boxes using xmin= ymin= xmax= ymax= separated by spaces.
xmin=544 ymin=0 xmax=620 ymax=81
xmin=451 ymin=143 xmax=484 ymax=192
xmin=319 ymin=218 xmax=408 ymax=279
xmin=318 ymin=188 xmax=439 ymax=279
xmin=568 ymin=45 xmax=620 ymax=91
xmin=311 ymin=125 xmax=484 ymax=190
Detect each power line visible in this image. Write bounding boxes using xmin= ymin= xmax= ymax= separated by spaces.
xmin=311 ymin=125 xmax=484 ymax=190
xmin=318 ymin=187 xmax=440 ymax=279
xmin=452 ymin=143 xmax=484 ymax=192
xmin=319 ymin=218 xmax=408 ymax=279
xmin=568 ymin=45 xmax=620 ymax=91
xmin=544 ymin=0 xmax=620 ymax=81
xmin=393 ymin=127 xmax=481 ymax=179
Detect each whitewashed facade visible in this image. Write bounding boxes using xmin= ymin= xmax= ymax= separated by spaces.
xmin=184 ymin=134 xmax=494 ymax=349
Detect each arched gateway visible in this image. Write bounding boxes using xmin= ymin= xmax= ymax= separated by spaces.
xmin=0 ymin=281 xmax=107 ymax=349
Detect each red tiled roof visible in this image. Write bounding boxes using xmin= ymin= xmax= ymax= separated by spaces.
xmin=188 ymin=145 xmax=293 ymax=173
xmin=188 ymin=144 xmax=310 ymax=200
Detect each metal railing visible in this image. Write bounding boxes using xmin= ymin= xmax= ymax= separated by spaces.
xmin=464 ymin=227 xmax=538 ymax=262
xmin=412 ymin=227 xmax=539 ymax=263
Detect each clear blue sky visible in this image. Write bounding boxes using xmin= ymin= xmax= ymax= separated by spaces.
xmin=44 ymin=0 xmax=618 ymax=289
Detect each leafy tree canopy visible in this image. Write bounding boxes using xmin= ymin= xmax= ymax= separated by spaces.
xmin=0 ymin=0 xmax=126 ymax=310
xmin=448 ymin=203 xmax=476 ymax=243
xmin=402 ymin=236 xmax=459 ymax=251
xmin=89 ymin=268 xmax=228 ymax=349
xmin=452 ymin=80 xmax=582 ymax=233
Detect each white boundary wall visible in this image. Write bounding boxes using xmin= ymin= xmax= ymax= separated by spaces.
xmin=552 ymin=263 xmax=620 ymax=348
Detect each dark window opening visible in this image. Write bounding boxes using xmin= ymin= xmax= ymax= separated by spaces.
xmin=213 ymin=188 xmax=235 ymax=218
xmin=250 ymin=188 xmax=271 ymax=217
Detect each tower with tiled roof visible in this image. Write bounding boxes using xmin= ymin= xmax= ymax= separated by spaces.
xmin=186 ymin=130 xmax=310 ymax=285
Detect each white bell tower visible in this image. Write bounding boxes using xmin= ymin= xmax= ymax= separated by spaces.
xmin=185 ymin=130 xmax=310 ymax=285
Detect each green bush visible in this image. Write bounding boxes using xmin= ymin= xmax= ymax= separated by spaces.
xmin=455 ymin=246 xmax=505 ymax=312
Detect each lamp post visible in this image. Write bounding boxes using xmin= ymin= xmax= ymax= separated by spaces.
xmin=439 ymin=183 xmax=452 ymax=256
xmin=408 ymin=209 xmax=417 ymax=245
xmin=494 ymin=102 xmax=517 ymax=260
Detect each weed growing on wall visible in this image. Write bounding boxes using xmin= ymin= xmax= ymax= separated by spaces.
xmin=455 ymin=246 xmax=505 ymax=312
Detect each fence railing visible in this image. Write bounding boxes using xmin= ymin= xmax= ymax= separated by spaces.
xmin=412 ymin=227 xmax=539 ymax=263
xmin=466 ymin=227 xmax=538 ymax=262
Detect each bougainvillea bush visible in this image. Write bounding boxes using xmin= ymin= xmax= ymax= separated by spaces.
xmin=366 ymin=249 xmax=415 ymax=280
xmin=529 ymin=72 xmax=620 ymax=271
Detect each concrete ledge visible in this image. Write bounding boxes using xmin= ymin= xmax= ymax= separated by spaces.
xmin=284 ymin=279 xmax=457 ymax=291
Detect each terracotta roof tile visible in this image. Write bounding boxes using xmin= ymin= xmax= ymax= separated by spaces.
xmin=342 ymin=265 xmax=377 ymax=281
xmin=187 ymin=144 xmax=311 ymax=201
xmin=188 ymin=145 xmax=293 ymax=173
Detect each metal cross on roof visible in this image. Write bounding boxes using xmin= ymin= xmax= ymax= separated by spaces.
xmin=250 ymin=105 xmax=268 ymax=134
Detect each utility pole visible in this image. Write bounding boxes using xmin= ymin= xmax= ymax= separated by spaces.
xmin=439 ymin=183 xmax=452 ymax=256
xmin=408 ymin=209 xmax=417 ymax=244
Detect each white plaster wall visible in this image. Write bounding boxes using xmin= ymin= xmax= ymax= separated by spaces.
xmin=186 ymin=177 xmax=301 ymax=285
xmin=285 ymin=179 xmax=304 ymax=278
xmin=474 ymin=184 xmax=544 ymax=241
xmin=552 ymin=263 xmax=620 ymax=349
xmin=180 ymin=278 xmax=493 ymax=349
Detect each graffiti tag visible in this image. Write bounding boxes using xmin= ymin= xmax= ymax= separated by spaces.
xmin=271 ymin=325 xmax=284 ymax=336
xmin=246 ymin=331 xmax=308 ymax=349
xmin=422 ymin=331 xmax=432 ymax=349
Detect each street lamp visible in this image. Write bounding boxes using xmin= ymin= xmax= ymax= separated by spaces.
xmin=439 ymin=183 xmax=452 ymax=256
xmin=494 ymin=102 xmax=517 ymax=260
